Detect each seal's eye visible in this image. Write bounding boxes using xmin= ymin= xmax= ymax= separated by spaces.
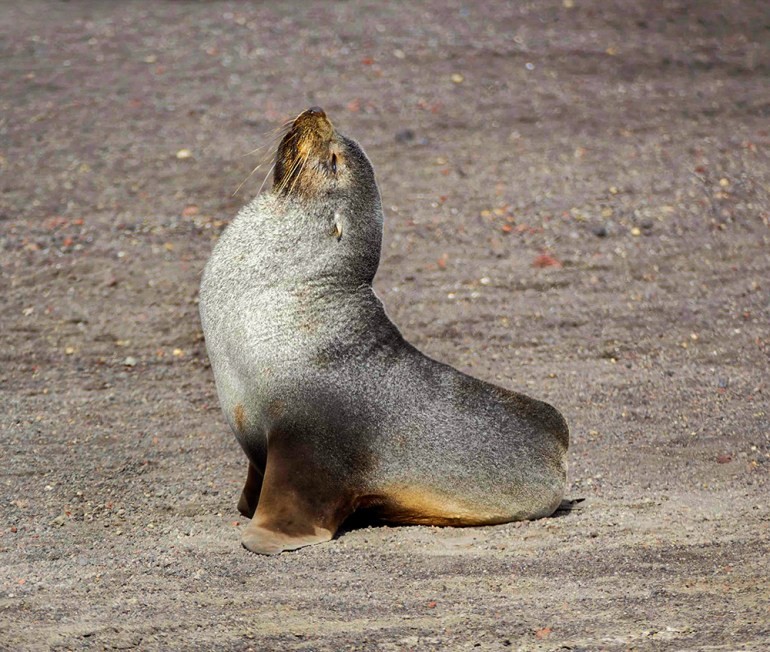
xmin=330 ymin=153 xmax=337 ymax=174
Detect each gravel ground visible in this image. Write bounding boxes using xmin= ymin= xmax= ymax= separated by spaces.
xmin=1 ymin=1 xmax=769 ymax=650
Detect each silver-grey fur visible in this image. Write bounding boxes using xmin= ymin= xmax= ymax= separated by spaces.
xmin=199 ymin=109 xmax=568 ymax=553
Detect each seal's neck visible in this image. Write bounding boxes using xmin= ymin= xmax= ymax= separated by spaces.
xmin=240 ymin=191 xmax=384 ymax=292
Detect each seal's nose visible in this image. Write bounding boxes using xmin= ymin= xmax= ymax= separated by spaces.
xmin=305 ymin=106 xmax=326 ymax=118
xmin=293 ymin=106 xmax=333 ymax=135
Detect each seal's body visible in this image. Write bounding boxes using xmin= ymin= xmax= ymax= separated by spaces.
xmin=199 ymin=108 xmax=568 ymax=554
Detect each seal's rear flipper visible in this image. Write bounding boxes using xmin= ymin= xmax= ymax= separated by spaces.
xmin=240 ymin=432 xmax=353 ymax=555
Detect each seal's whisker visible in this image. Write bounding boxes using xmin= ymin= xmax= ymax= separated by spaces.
xmin=257 ymin=160 xmax=276 ymax=197
xmin=259 ymin=119 xmax=294 ymax=140
xmin=275 ymin=154 xmax=298 ymax=194
xmin=235 ymin=124 xmax=294 ymax=195
xmin=276 ymin=151 xmax=306 ymax=195
xmin=287 ymin=152 xmax=309 ymax=194
xmin=240 ymin=143 xmax=273 ymax=158
xmin=244 ymin=121 xmax=293 ymax=157
xmin=291 ymin=151 xmax=310 ymax=187
xmin=242 ymin=128 xmax=290 ymax=159
xmin=233 ymin=160 xmax=269 ymax=196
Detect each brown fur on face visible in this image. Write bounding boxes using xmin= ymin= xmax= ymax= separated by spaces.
xmin=273 ymin=107 xmax=344 ymax=198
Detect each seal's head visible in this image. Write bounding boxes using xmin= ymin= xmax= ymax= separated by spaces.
xmin=269 ymin=107 xmax=383 ymax=285
xmin=273 ymin=107 xmax=378 ymax=207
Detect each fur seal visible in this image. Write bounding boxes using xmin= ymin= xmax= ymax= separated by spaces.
xmin=199 ymin=107 xmax=569 ymax=555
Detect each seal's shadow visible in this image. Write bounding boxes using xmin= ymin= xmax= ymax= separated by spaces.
xmin=550 ymin=497 xmax=585 ymax=518
xmin=336 ymin=497 xmax=585 ymax=537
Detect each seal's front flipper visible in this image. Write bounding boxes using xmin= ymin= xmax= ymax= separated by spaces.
xmin=240 ymin=433 xmax=353 ymax=555
xmin=237 ymin=461 xmax=263 ymax=519
xmin=241 ymin=521 xmax=334 ymax=555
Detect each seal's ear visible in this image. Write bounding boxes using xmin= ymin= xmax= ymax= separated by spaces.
xmin=332 ymin=212 xmax=343 ymax=241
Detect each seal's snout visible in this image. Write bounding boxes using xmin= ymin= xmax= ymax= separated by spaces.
xmin=293 ymin=106 xmax=333 ymax=133
xmin=273 ymin=107 xmax=336 ymax=194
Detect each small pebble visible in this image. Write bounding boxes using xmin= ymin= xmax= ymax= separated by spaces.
xmin=592 ymin=225 xmax=608 ymax=238
xmin=395 ymin=129 xmax=415 ymax=144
